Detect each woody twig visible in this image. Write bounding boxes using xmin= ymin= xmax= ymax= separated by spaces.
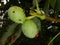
xmin=29 ymin=10 xmax=60 ymax=23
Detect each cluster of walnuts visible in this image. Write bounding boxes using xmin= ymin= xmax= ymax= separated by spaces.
xmin=8 ymin=6 xmax=39 ymax=38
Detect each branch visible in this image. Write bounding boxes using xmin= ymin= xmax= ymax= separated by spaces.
xmin=29 ymin=10 xmax=60 ymax=23
xmin=46 ymin=15 xmax=60 ymax=23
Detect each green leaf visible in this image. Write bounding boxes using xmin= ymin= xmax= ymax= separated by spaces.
xmin=50 ymin=0 xmax=56 ymax=9
xmin=32 ymin=17 xmax=41 ymax=31
xmin=48 ymin=32 xmax=60 ymax=45
xmin=55 ymin=0 xmax=60 ymax=12
xmin=1 ymin=23 xmax=17 ymax=45
xmin=8 ymin=25 xmax=22 ymax=45
xmin=54 ymin=0 xmax=60 ymax=18
xmin=43 ymin=0 xmax=50 ymax=14
xmin=49 ymin=37 xmax=53 ymax=45
xmin=11 ymin=26 xmax=21 ymax=44
xmin=31 ymin=0 xmax=41 ymax=9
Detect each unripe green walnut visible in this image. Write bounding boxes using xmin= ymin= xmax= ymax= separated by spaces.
xmin=8 ymin=6 xmax=26 ymax=23
xmin=22 ymin=20 xmax=39 ymax=38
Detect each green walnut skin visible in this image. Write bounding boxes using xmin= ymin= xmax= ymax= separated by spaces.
xmin=8 ymin=6 xmax=26 ymax=24
xmin=22 ymin=20 xmax=39 ymax=38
